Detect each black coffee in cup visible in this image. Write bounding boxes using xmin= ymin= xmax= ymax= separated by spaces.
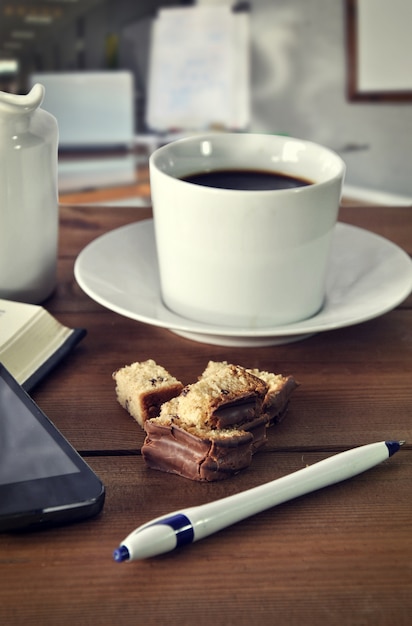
xmin=181 ymin=169 xmax=312 ymax=191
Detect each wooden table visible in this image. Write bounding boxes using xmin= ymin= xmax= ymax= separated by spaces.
xmin=1 ymin=203 xmax=412 ymax=626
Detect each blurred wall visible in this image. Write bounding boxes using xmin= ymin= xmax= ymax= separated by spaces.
xmin=27 ymin=0 xmax=411 ymax=198
xmin=247 ymin=0 xmax=411 ymax=197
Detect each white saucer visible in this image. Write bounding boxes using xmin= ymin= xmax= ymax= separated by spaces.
xmin=74 ymin=219 xmax=412 ymax=347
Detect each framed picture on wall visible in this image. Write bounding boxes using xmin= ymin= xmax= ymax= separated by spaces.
xmin=346 ymin=0 xmax=412 ymax=101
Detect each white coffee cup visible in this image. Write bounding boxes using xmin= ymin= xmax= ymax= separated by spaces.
xmin=149 ymin=133 xmax=345 ymax=329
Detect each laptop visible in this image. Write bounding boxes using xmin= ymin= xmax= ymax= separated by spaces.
xmin=29 ymin=71 xmax=137 ymax=193
xmin=29 ymin=70 xmax=135 ymax=151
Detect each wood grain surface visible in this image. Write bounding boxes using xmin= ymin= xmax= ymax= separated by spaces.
xmin=1 ymin=203 xmax=411 ymax=626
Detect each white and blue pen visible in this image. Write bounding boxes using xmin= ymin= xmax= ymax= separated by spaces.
xmin=113 ymin=440 xmax=404 ymax=562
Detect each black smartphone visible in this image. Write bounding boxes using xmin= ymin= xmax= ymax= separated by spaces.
xmin=0 ymin=363 xmax=105 ymax=532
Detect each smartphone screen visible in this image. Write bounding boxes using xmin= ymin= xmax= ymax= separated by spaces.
xmin=0 ymin=364 xmax=105 ymax=531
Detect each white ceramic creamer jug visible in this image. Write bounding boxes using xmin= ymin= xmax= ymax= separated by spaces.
xmin=0 ymin=84 xmax=58 ymax=303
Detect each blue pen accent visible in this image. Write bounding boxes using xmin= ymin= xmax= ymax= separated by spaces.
xmin=385 ymin=440 xmax=405 ymax=457
xmin=113 ymin=545 xmax=130 ymax=563
xmin=153 ymin=513 xmax=194 ymax=547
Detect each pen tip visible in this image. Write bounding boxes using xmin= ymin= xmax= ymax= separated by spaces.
xmin=385 ymin=440 xmax=405 ymax=457
xmin=113 ymin=545 xmax=130 ymax=563
xmin=399 ymin=440 xmax=406 ymax=446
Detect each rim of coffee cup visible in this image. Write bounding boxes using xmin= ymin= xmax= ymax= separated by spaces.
xmin=149 ymin=133 xmax=346 ymax=193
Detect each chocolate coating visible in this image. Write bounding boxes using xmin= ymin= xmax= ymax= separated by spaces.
xmin=263 ymin=377 xmax=298 ymax=425
xmin=212 ymin=398 xmax=258 ymax=428
xmin=242 ymin=415 xmax=268 ymax=453
xmin=142 ymin=420 xmax=253 ymax=482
